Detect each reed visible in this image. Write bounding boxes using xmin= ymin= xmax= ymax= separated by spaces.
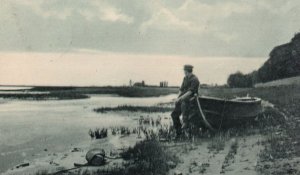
xmin=89 ymin=128 xmax=108 ymax=139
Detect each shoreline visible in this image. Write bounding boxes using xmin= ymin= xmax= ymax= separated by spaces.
xmin=0 ymin=86 xmax=179 ymax=100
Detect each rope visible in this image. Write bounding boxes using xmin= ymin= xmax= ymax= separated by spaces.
xmin=218 ymin=99 xmax=227 ymax=131
xmin=195 ymin=96 xmax=216 ymax=132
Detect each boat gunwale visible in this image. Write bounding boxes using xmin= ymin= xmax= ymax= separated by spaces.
xmin=199 ymin=95 xmax=261 ymax=104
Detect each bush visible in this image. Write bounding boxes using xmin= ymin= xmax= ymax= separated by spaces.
xmin=120 ymin=139 xmax=178 ymax=175
xmin=227 ymin=71 xmax=254 ymax=88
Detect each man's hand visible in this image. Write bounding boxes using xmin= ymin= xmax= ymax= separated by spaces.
xmin=178 ymin=90 xmax=182 ymax=97
xmin=178 ymin=91 xmax=192 ymax=102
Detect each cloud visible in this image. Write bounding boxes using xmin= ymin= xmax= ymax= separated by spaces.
xmin=79 ymin=1 xmax=134 ymax=23
xmin=140 ymin=2 xmax=193 ymax=32
xmin=0 ymin=0 xmax=299 ymax=57
xmin=141 ymin=0 xmax=253 ymax=35
xmin=11 ymin=0 xmax=133 ymax=23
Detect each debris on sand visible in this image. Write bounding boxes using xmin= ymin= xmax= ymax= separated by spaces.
xmin=85 ymin=148 xmax=106 ymax=166
xmin=15 ymin=163 xmax=30 ymax=169
xmin=71 ymin=148 xmax=83 ymax=152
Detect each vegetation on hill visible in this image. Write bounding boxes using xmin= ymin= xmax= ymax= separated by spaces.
xmin=228 ymin=33 xmax=300 ymax=87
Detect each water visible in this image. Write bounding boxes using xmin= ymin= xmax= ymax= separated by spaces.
xmin=0 ymin=86 xmax=47 ymax=95
xmin=0 ymin=94 xmax=176 ymax=172
xmin=0 ymin=86 xmax=32 ymax=90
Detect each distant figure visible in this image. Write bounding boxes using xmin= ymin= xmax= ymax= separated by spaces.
xmin=171 ymin=65 xmax=200 ymax=138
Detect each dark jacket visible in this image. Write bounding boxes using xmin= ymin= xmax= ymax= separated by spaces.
xmin=179 ymin=74 xmax=200 ymax=97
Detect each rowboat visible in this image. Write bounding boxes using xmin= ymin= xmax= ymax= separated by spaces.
xmin=194 ymin=96 xmax=262 ymax=131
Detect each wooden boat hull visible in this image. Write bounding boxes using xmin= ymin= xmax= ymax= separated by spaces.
xmin=194 ymin=96 xmax=262 ymax=129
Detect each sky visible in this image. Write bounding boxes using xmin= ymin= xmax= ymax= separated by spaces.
xmin=0 ymin=0 xmax=299 ymax=86
xmin=0 ymin=52 xmax=266 ymax=86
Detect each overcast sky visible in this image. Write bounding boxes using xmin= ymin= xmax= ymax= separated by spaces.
xmin=0 ymin=0 xmax=299 ymax=57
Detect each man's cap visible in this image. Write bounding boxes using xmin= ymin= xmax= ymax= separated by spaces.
xmin=184 ymin=64 xmax=193 ymax=70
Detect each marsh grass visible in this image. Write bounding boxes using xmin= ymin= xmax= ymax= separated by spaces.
xmin=94 ymin=105 xmax=173 ymax=113
xmin=0 ymin=92 xmax=88 ymax=100
xmin=89 ymin=128 xmax=108 ymax=139
xmin=259 ymin=133 xmax=294 ymax=162
xmin=112 ymin=127 xmax=132 ymax=136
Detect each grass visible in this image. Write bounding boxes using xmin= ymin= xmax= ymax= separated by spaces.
xmin=200 ymin=84 xmax=300 ymax=106
xmin=259 ymin=133 xmax=293 ymax=161
xmin=207 ymin=132 xmax=230 ymax=153
xmin=120 ymin=138 xmax=179 ymax=175
xmin=94 ymin=105 xmax=173 ymax=113
xmin=89 ymin=128 xmax=108 ymax=139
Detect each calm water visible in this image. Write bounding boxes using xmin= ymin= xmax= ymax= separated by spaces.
xmin=0 ymin=86 xmax=32 ymax=90
xmin=0 ymin=94 xmax=176 ymax=172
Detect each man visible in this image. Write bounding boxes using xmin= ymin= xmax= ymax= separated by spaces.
xmin=171 ymin=65 xmax=200 ymax=137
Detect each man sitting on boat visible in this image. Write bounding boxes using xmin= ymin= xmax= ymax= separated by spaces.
xmin=171 ymin=64 xmax=200 ymax=138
